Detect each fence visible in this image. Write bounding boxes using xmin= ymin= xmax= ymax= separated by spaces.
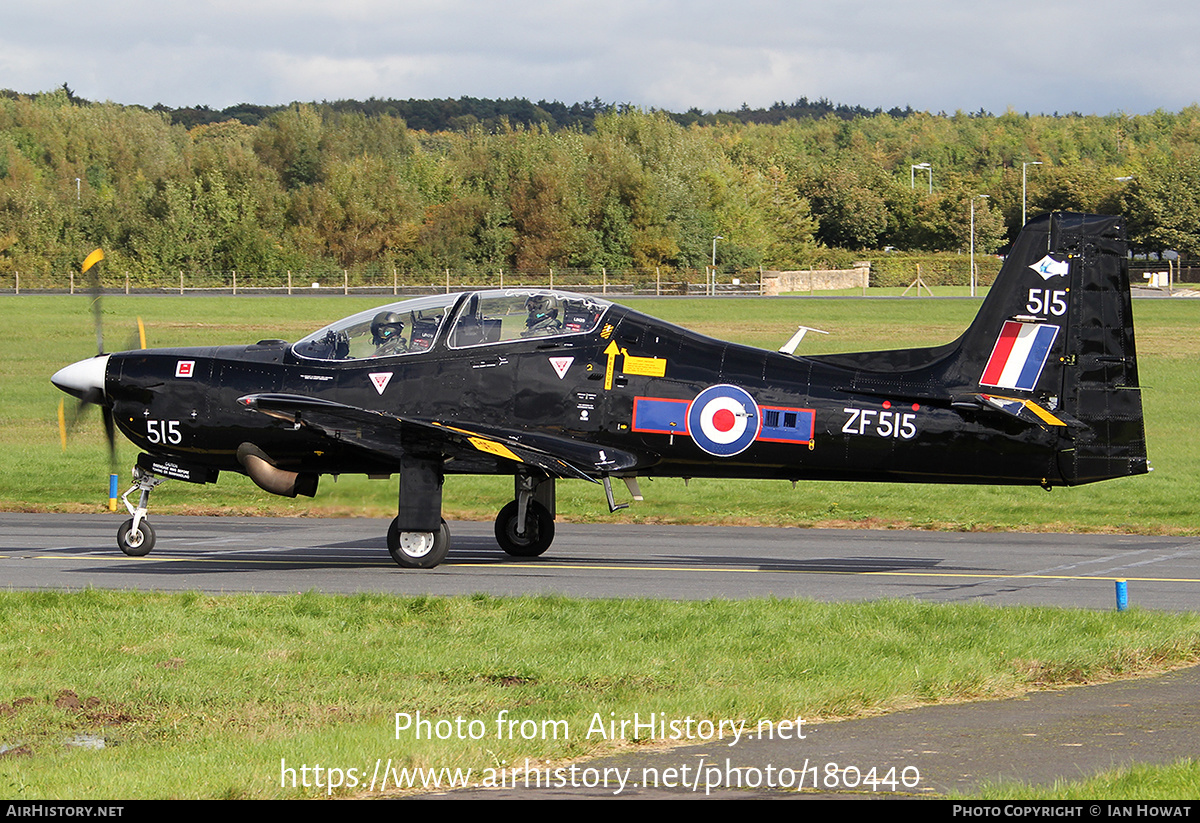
xmin=5 ymin=266 xmax=771 ymax=297
xmin=13 ymin=257 xmax=1185 ymax=297
xmin=1129 ymin=260 xmax=1200 ymax=290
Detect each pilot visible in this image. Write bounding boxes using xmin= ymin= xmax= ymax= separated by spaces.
xmin=370 ymin=311 xmax=407 ymax=355
xmin=522 ymin=294 xmax=561 ymax=337
xmin=561 ymin=298 xmax=600 ymax=333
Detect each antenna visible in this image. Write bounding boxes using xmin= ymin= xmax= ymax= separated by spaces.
xmin=779 ymin=325 xmax=829 ymax=355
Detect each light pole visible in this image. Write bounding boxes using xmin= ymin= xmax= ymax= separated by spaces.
xmin=970 ymin=195 xmax=990 ymax=298
xmin=911 ymin=162 xmax=932 ymax=193
xmin=710 ymin=235 xmax=723 ymax=296
xmin=1022 ymin=162 xmax=1042 ymax=225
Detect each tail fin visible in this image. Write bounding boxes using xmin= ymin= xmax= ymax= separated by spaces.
xmin=949 ymin=212 xmax=1148 ymax=484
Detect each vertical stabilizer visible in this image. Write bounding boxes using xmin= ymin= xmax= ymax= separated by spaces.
xmin=948 ymin=213 xmax=1148 ymax=484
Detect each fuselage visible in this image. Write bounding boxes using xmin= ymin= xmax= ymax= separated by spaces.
xmin=93 ymin=290 xmax=1065 ymax=488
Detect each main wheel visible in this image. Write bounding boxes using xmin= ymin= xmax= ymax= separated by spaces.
xmin=494 ymin=500 xmax=554 ymax=557
xmin=387 ymin=518 xmax=450 ymax=569
xmin=117 ymin=518 xmax=156 ymax=557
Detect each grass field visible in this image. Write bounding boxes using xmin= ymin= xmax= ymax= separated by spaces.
xmin=2 ymin=590 xmax=1199 ymax=799
xmin=974 ymin=759 xmax=1200 ymax=801
xmin=2 ymin=293 xmax=1198 ymax=799
xmin=3 ymin=293 xmax=1197 ymax=534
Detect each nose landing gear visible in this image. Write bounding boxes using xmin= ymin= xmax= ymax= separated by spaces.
xmin=117 ymin=465 xmax=166 ymax=557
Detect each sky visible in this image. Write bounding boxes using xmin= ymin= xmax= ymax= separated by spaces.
xmin=4 ymin=0 xmax=1198 ymax=116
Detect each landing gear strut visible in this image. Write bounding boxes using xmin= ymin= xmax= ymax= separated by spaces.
xmin=386 ymin=454 xmax=449 ymax=569
xmin=118 ymin=465 xmax=165 ymax=557
xmin=494 ymin=472 xmax=556 ymax=557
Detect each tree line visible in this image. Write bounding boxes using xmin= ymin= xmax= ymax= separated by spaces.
xmin=150 ymin=93 xmax=913 ymax=133
xmin=2 ymin=86 xmax=1198 ymax=283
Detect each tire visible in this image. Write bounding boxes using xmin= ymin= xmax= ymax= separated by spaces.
xmin=117 ymin=518 xmax=156 ymax=557
xmin=494 ymin=500 xmax=554 ymax=557
xmin=387 ymin=518 xmax=450 ymax=569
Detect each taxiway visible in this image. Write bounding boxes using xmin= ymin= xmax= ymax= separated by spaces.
xmin=2 ymin=513 xmax=1197 ymax=610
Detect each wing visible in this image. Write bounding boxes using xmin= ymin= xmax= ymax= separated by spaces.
xmin=237 ymin=393 xmax=643 ymax=482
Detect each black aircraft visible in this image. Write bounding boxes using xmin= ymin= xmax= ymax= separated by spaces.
xmin=52 ymin=213 xmax=1148 ymax=568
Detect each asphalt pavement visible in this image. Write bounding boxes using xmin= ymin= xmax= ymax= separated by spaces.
xmin=2 ymin=513 xmax=1198 ymax=609
xmin=430 ymin=665 xmax=1200 ymax=799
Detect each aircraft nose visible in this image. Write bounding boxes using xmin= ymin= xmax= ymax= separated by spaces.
xmin=51 ymin=354 xmax=110 ymax=400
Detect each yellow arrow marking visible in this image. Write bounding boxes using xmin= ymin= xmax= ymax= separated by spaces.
xmin=603 ymin=340 xmax=620 ymax=390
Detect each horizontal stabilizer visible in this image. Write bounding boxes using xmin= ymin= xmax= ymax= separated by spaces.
xmin=953 ymin=393 xmax=1078 ymax=430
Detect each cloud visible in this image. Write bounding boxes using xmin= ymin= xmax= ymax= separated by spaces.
xmin=1 ymin=0 xmax=1196 ymax=114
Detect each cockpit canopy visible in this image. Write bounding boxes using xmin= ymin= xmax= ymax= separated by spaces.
xmin=292 ymin=290 xmax=613 ymax=361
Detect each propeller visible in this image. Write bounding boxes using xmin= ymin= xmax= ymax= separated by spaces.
xmin=53 ymin=249 xmax=154 ymax=511
xmin=53 ymin=248 xmax=119 ymax=469
xmin=54 ymin=388 xmax=117 ymax=468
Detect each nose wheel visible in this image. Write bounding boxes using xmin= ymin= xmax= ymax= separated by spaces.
xmin=117 ymin=465 xmax=166 ymax=557
xmin=117 ymin=518 xmax=156 ymax=557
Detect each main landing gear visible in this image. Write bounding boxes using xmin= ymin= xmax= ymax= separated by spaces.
xmin=387 ymin=517 xmax=450 ymax=569
xmin=117 ymin=465 xmax=166 ymax=557
xmin=386 ymin=463 xmax=558 ymax=569
xmin=387 ymin=455 xmax=452 ymax=569
xmin=494 ymin=472 xmax=555 ymax=558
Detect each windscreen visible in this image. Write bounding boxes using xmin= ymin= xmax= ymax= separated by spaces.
xmin=292 ymin=294 xmax=462 ymax=360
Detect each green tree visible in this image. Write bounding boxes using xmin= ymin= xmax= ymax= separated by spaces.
xmin=1126 ymin=149 xmax=1200 ymax=257
xmin=254 ymin=105 xmax=323 ymax=189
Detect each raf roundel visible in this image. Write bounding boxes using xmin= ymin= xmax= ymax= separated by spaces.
xmin=687 ymin=384 xmax=761 ymax=457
